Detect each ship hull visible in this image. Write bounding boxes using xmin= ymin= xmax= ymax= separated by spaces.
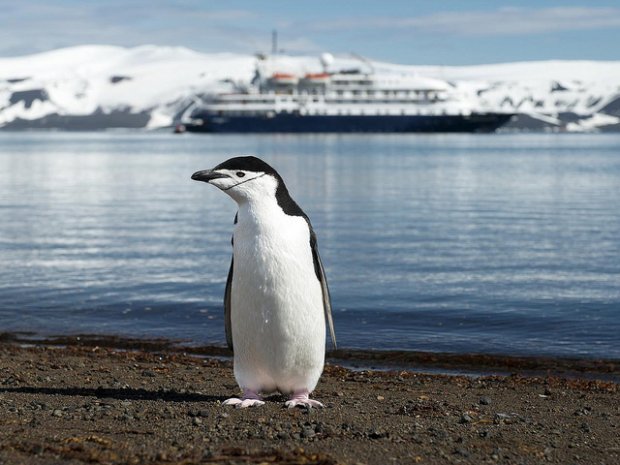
xmin=183 ymin=112 xmax=512 ymax=133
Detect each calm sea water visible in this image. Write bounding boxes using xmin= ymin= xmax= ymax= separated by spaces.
xmin=1 ymin=132 xmax=619 ymax=359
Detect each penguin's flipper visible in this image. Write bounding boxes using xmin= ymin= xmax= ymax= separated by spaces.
xmin=224 ymin=256 xmax=234 ymax=350
xmin=310 ymin=231 xmax=337 ymax=349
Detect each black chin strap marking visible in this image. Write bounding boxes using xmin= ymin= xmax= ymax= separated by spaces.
xmin=223 ymin=172 xmax=267 ymax=191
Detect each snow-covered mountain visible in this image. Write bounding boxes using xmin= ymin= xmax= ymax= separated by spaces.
xmin=1 ymin=45 xmax=619 ymax=132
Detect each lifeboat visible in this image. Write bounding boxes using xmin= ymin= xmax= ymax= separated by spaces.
xmin=271 ymin=72 xmax=298 ymax=85
xmin=304 ymin=72 xmax=331 ymax=83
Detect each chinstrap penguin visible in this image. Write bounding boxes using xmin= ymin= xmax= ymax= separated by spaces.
xmin=191 ymin=156 xmax=336 ymax=408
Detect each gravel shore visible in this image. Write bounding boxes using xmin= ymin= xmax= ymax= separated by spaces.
xmin=0 ymin=343 xmax=618 ymax=465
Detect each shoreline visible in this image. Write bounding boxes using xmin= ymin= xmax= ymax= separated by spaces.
xmin=2 ymin=332 xmax=619 ymax=382
xmin=1 ymin=338 xmax=619 ymax=464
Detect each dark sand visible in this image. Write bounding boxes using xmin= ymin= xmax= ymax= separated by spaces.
xmin=0 ymin=341 xmax=618 ymax=465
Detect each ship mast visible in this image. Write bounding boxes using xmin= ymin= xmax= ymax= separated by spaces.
xmin=272 ymin=30 xmax=278 ymax=55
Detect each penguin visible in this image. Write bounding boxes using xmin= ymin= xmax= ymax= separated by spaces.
xmin=191 ymin=156 xmax=336 ymax=408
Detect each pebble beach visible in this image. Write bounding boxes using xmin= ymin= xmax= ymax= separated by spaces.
xmin=1 ymin=341 xmax=618 ymax=465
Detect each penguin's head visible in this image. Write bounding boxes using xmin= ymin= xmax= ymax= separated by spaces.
xmin=191 ymin=156 xmax=282 ymax=203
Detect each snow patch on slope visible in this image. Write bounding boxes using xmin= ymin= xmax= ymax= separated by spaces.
xmin=0 ymin=45 xmax=255 ymax=128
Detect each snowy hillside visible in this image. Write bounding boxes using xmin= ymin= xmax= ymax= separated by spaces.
xmin=0 ymin=45 xmax=255 ymax=130
xmin=1 ymin=45 xmax=619 ymax=132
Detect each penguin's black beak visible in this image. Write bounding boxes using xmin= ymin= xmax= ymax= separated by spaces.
xmin=191 ymin=169 xmax=230 ymax=183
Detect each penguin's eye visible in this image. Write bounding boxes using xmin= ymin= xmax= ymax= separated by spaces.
xmin=236 ymin=172 xmax=245 ymax=178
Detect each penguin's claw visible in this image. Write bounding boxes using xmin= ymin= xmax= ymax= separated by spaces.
xmin=222 ymin=397 xmax=241 ymax=406
xmin=285 ymin=391 xmax=324 ymax=409
xmin=222 ymin=390 xmax=264 ymax=408
xmin=222 ymin=397 xmax=266 ymax=408
xmin=285 ymin=398 xmax=324 ymax=409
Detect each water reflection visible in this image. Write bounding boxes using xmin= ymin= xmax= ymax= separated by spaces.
xmin=1 ymin=132 xmax=619 ymax=358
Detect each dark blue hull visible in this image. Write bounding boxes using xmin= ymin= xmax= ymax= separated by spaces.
xmin=183 ymin=112 xmax=513 ymax=133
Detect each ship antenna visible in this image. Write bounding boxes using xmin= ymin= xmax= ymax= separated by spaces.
xmin=272 ymin=29 xmax=278 ymax=55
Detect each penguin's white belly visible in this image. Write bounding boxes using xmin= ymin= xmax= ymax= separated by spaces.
xmin=231 ymin=214 xmax=325 ymax=395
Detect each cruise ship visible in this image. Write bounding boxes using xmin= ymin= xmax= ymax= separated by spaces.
xmin=178 ymin=54 xmax=512 ymax=133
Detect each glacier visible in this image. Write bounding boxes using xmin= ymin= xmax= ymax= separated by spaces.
xmin=1 ymin=45 xmax=619 ymax=132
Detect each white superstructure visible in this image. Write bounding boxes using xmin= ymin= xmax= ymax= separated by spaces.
xmin=184 ymin=54 xmax=477 ymax=120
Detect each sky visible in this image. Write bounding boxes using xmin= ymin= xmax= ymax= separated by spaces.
xmin=1 ymin=0 xmax=620 ymax=65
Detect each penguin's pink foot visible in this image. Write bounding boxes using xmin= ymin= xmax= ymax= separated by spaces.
xmin=285 ymin=390 xmax=324 ymax=409
xmin=222 ymin=389 xmax=265 ymax=408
